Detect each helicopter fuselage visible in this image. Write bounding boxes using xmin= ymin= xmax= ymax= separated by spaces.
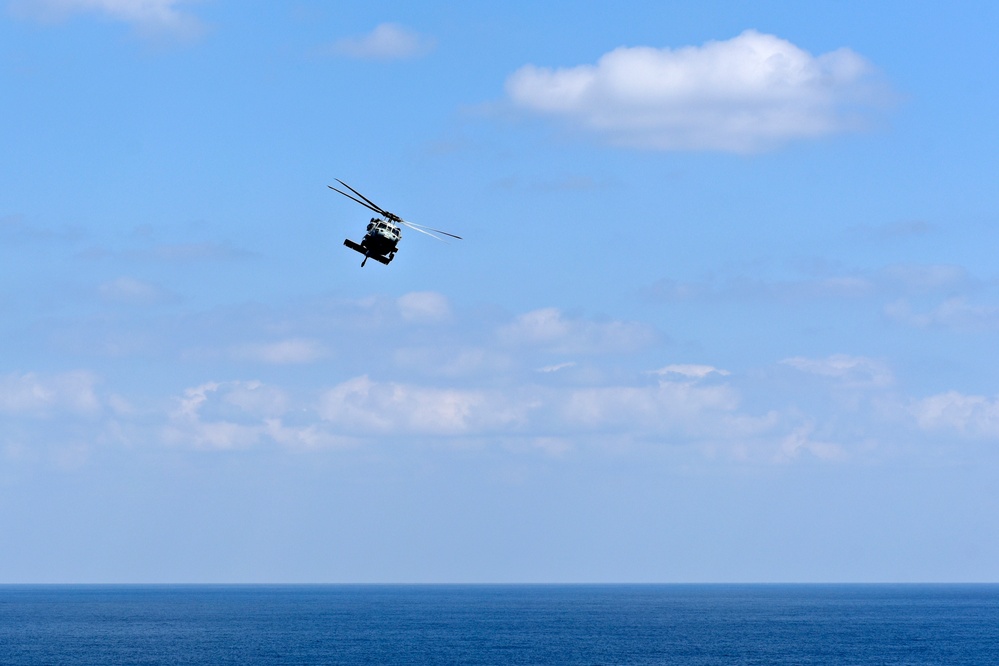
xmin=330 ymin=179 xmax=460 ymax=267
xmin=344 ymin=216 xmax=401 ymax=266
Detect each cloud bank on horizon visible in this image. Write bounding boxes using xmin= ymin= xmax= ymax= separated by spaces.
xmin=4 ymin=290 xmax=998 ymax=470
xmin=506 ymin=30 xmax=890 ymax=152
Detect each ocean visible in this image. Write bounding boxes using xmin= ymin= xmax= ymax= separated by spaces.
xmin=1 ymin=585 xmax=997 ymax=664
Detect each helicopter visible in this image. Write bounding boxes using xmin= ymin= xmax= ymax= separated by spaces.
xmin=328 ymin=179 xmax=461 ymax=267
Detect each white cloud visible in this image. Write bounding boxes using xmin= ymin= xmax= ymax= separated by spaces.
xmin=317 ymin=372 xmax=776 ymax=445
xmin=885 ymin=297 xmax=999 ymax=331
xmin=10 ymin=0 xmax=205 ymax=38
xmin=165 ymin=413 xmax=259 ymax=450
xmin=318 ymin=375 xmax=520 ymax=436
xmin=6 ymin=288 xmax=965 ymax=467
xmin=499 ymin=307 xmax=657 ymax=354
xmin=165 ymin=380 xmax=346 ymax=450
xmin=652 ymin=364 xmax=730 ymax=379
xmin=0 ymin=371 xmax=101 ymax=417
xmin=775 ymin=424 xmax=846 ymax=463
xmin=559 ymin=379 xmax=755 ymax=438
xmin=782 ymin=354 xmax=893 ymax=388
xmin=98 ymin=276 xmax=168 ymax=305
xmin=263 ymin=419 xmax=352 ymax=452
xmin=330 ymin=23 xmax=435 ymax=60
xmin=233 ymin=338 xmax=328 ymax=365
xmin=910 ymin=391 xmax=999 ymax=439
xmin=537 ymin=361 xmax=576 ymax=373
xmin=506 ymin=29 xmax=887 ymax=152
xmin=0 ymin=358 xmax=888 ymax=464
xmin=166 ymin=381 xmax=268 ymax=450
xmin=221 ymin=380 xmax=288 ymax=417
xmin=397 ymin=291 xmax=451 ymax=323
xmin=500 ymin=307 xmax=570 ymax=344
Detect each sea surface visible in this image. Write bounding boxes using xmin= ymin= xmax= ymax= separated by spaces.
xmin=1 ymin=584 xmax=997 ymax=665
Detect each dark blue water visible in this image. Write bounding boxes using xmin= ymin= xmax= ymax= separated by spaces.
xmin=1 ymin=585 xmax=997 ymax=665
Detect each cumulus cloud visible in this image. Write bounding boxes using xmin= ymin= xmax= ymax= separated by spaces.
xmin=330 ymin=23 xmax=435 ymax=60
xmin=0 ymin=358 xmax=886 ymax=463
xmin=910 ymin=391 xmax=999 ymax=439
xmin=397 ymin=291 xmax=451 ymax=323
xmin=6 ymin=290 xmax=959 ymax=466
xmin=499 ymin=307 xmax=657 ymax=354
xmin=775 ymin=424 xmax=846 ymax=463
xmin=559 ymin=379 xmax=748 ymax=436
xmin=218 ymin=380 xmax=288 ymax=417
xmin=262 ymin=419 xmax=347 ymax=452
xmin=0 ymin=365 xmax=856 ymax=463
xmin=317 ymin=371 xmax=775 ymax=445
xmin=0 ymin=371 xmax=101 ymax=417
xmin=782 ymin=354 xmax=893 ymax=388
xmin=9 ymin=0 xmax=205 ymax=38
xmin=318 ymin=375 xmax=519 ymax=436
xmin=165 ymin=380 xmax=348 ymax=450
xmin=506 ymin=29 xmax=888 ymax=152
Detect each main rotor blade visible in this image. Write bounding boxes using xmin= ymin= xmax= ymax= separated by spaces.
xmin=334 ymin=179 xmax=390 ymax=217
xmin=400 ymin=219 xmax=463 ymax=242
xmin=401 ymin=222 xmax=449 ymax=242
xmin=328 ymin=185 xmax=384 ymax=216
xmin=400 ymin=219 xmax=462 ymax=240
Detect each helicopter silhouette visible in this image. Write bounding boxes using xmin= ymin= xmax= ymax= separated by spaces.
xmin=328 ymin=179 xmax=461 ymax=267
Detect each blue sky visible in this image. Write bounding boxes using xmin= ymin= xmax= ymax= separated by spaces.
xmin=3 ymin=0 xmax=999 ymax=583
